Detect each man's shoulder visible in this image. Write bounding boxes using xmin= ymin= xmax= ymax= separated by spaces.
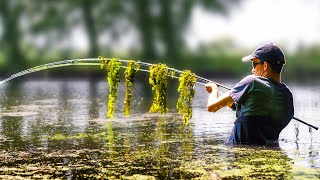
xmin=237 ymin=75 xmax=256 ymax=85
xmin=279 ymin=82 xmax=291 ymax=90
xmin=239 ymin=75 xmax=270 ymax=85
xmin=240 ymin=75 xmax=271 ymax=90
xmin=279 ymin=82 xmax=293 ymax=97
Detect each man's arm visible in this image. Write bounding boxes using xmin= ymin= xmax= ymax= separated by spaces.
xmin=206 ymin=83 xmax=234 ymax=112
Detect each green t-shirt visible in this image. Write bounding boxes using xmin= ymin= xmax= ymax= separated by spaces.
xmin=229 ymin=75 xmax=294 ymax=145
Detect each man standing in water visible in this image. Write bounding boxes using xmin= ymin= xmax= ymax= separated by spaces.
xmin=205 ymin=43 xmax=294 ymax=145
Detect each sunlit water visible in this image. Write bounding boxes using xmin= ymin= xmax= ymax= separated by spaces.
xmin=0 ymin=79 xmax=319 ymax=179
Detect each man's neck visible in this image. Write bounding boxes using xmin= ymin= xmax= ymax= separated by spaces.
xmin=265 ymin=72 xmax=281 ymax=83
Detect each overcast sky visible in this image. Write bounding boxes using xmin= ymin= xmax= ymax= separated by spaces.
xmin=185 ymin=0 xmax=320 ymax=50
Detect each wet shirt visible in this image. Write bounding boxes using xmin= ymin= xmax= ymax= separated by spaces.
xmin=229 ymin=75 xmax=294 ymax=145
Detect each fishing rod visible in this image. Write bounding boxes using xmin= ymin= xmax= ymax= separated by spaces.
xmin=0 ymin=58 xmax=227 ymax=89
xmin=0 ymin=57 xmax=318 ymax=130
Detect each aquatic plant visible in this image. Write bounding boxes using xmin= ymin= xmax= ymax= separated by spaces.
xmin=176 ymin=70 xmax=197 ymax=125
xmin=149 ymin=64 xmax=169 ymax=114
xmin=124 ymin=60 xmax=140 ymax=117
xmin=104 ymin=58 xmax=121 ymax=118
xmin=100 ymin=57 xmax=197 ymax=122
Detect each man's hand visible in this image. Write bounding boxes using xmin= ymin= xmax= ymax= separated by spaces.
xmin=205 ymin=82 xmax=219 ymax=93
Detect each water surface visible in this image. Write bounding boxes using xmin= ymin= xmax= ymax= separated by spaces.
xmin=0 ymin=79 xmax=319 ymax=179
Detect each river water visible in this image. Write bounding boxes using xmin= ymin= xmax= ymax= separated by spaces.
xmin=0 ymin=78 xmax=319 ymax=179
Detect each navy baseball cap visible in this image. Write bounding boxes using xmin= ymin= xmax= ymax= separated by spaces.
xmin=242 ymin=43 xmax=286 ymax=65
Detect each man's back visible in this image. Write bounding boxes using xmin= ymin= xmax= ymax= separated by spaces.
xmin=229 ymin=75 xmax=294 ymax=145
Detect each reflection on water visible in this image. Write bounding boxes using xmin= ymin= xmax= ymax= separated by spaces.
xmin=0 ymin=79 xmax=319 ymax=179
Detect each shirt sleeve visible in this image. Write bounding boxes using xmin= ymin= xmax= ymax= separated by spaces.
xmin=229 ymin=75 xmax=255 ymax=104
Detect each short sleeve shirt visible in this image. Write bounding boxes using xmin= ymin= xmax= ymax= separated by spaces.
xmin=228 ymin=75 xmax=294 ymax=145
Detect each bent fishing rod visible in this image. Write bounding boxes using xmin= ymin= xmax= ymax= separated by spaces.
xmin=0 ymin=57 xmax=318 ymax=130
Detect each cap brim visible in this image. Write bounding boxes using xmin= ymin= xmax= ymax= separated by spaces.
xmin=242 ymin=55 xmax=255 ymax=62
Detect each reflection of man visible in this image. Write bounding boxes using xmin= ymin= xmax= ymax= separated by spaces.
xmin=205 ymin=43 xmax=294 ymax=145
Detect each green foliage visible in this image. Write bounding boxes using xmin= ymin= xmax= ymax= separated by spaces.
xmin=149 ymin=64 xmax=169 ymax=114
xmin=285 ymin=45 xmax=320 ymax=80
xmin=101 ymin=58 xmax=198 ymax=122
xmin=124 ymin=60 xmax=140 ymax=117
xmin=176 ymin=70 xmax=197 ymax=125
xmin=103 ymin=58 xmax=121 ymax=118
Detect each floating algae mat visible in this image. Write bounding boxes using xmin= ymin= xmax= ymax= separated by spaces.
xmin=0 ymin=140 xmax=318 ymax=179
xmin=0 ymin=107 xmax=319 ymax=179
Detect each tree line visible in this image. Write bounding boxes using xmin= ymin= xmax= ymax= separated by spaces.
xmin=0 ymin=0 xmax=239 ymax=73
xmin=1 ymin=0 xmax=319 ymax=80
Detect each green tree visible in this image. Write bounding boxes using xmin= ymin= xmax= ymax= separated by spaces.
xmin=0 ymin=0 xmax=25 ymax=73
xmin=134 ymin=0 xmax=157 ymax=60
xmin=126 ymin=0 xmax=240 ymax=65
xmin=157 ymin=0 xmax=240 ymax=65
xmin=26 ymin=0 xmax=123 ymax=58
xmin=80 ymin=0 xmax=99 ymax=57
xmin=78 ymin=0 xmax=123 ymax=57
xmin=24 ymin=0 xmax=72 ymax=59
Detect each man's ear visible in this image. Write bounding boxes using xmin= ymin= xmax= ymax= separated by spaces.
xmin=263 ymin=61 xmax=269 ymax=71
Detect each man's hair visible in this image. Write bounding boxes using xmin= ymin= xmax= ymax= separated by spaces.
xmin=269 ymin=63 xmax=283 ymax=73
